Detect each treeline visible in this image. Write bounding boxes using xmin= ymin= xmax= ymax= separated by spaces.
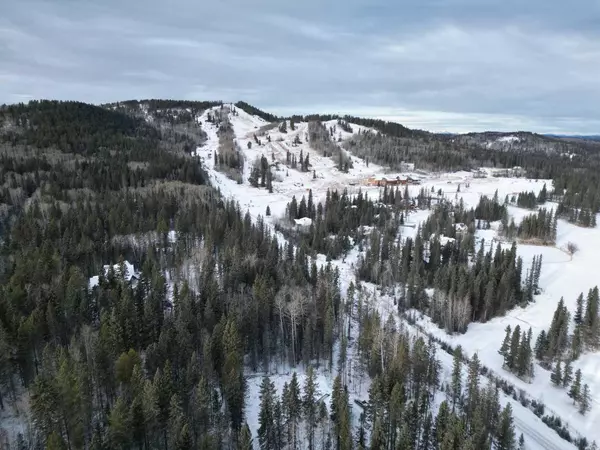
xmin=235 ymin=101 xmax=279 ymax=122
xmin=556 ymin=202 xmax=597 ymax=228
xmin=502 ymin=208 xmax=557 ymax=244
xmin=536 ymin=288 xmax=600 ymax=366
xmin=474 ymin=192 xmax=507 ymax=224
xmin=538 ymin=299 xmax=593 ymax=416
xmin=358 ymin=198 xmax=542 ymax=332
xmin=109 ymin=99 xmax=222 ymax=126
xmin=1 ymin=100 xmax=159 ymax=155
xmin=512 ymin=290 xmax=600 ymax=417
xmin=307 ymin=122 xmax=353 ymax=172
xmin=0 ymin=100 xmax=208 ymax=243
xmin=256 ymin=296 xmax=523 ymax=450
xmin=509 ymin=184 xmax=548 ymax=209
xmin=553 ymin=170 xmax=600 ymax=228
xmin=428 ymin=243 xmax=535 ymax=333
xmin=343 ymin=130 xmax=466 ymax=172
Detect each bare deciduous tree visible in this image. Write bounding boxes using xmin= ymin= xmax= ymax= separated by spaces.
xmin=567 ymin=241 xmax=579 ymax=255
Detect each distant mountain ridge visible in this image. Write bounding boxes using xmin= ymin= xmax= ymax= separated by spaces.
xmin=545 ymin=134 xmax=600 ymax=142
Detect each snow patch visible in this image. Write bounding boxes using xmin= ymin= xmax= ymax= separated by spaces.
xmin=294 ymin=217 xmax=313 ymax=227
xmin=88 ymin=260 xmax=137 ymax=289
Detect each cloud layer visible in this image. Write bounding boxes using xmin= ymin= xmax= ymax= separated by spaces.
xmin=2 ymin=0 xmax=600 ymax=133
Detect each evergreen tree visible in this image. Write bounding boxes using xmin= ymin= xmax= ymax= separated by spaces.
xmin=569 ymin=369 xmax=582 ymax=404
xmin=499 ymin=325 xmax=511 ymax=357
xmin=450 ymin=346 xmax=462 ymax=412
xmin=516 ymin=328 xmax=532 ymax=379
xmin=303 ymin=366 xmax=320 ymax=450
xmin=284 ymin=372 xmax=301 ymax=449
xmin=579 ymin=384 xmax=591 ymax=416
xmin=571 ymin=325 xmax=583 ymax=360
xmin=108 ymin=397 xmax=132 ymax=450
xmin=534 ymin=330 xmax=548 ymax=361
xmin=584 ymin=287 xmax=600 ymax=348
xmin=238 ymin=423 xmax=253 ymax=450
xmin=496 ymin=404 xmax=516 ymax=450
xmin=465 ymin=353 xmax=480 ymax=422
xmin=258 ymin=377 xmax=277 ymax=450
xmin=222 ymin=317 xmax=245 ymax=430
xmin=506 ymin=325 xmax=521 ymax=370
xmin=550 ymin=361 xmax=562 ymax=386
xmin=518 ymin=433 xmax=525 ymax=450
xmin=562 ymin=361 xmax=573 ymax=388
xmin=574 ymin=293 xmax=584 ymax=325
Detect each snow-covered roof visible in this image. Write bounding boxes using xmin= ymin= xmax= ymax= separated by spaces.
xmin=294 ymin=217 xmax=313 ymax=227
xmin=89 ymin=260 xmax=137 ymax=289
xmin=455 ymin=223 xmax=468 ymax=232
xmin=430 ymin=233 xmax=456 ymax=246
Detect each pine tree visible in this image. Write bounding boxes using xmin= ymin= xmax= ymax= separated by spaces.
xmin=274 ymin=399 xmax=285 ymax=450
xmin=571 ymin=324 xmax=583 ymax=360
xmin=258 ymin=377 xmax=277 ymax=450
xmin=574 ymin=293 xmax=584 ymax=325
xmin=496 ymin=404 xmax=516 ymax=450
xmin=465 ymin=353 xmax=480 ymax=422
xmin=370 ymin=417 xmax=385 ymax=450
xmin=562 ymin=361 xmax=573 ymax=388
xmin=518 ymin=433 xmax=525 ymax=450
xmin=506 ymin=325 xmax=521 ymax=370
xmin=168 ymin=395 xmax=192 ymax=450
xmin=238 ymin=423 xmax=253 ymax=450
xmin=450 ymin=346 xmax=462 ymax=412
xmin=550 ymin=361 xmax=562 ymax=386
xmin=579 ymin=384 xmax=591 ymax=415
xmin=516 ymin=329 xmax=532 ymax=379
xmin=569 ymin=369 xmax=582 ymax=403
xmin=499 ymin=325 xmax=511 ymax=357
xmin=222 ymin=317 xmax=245 ymax=431
xmin=108 ymin=397 xmax=132 ymax=450
xmin=284 ymin=372 xmax=301 ymax=450
xmin=303 ymin=366 xmax=320 ymax=450
xmin=534 ymin=330 xmax=547 ymax=361
xmin=584 ymin=287 xmax=599 ymax=348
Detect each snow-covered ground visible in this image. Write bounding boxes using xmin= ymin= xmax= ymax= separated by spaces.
xmin=196 ymin=104 xmax=596 ymax=447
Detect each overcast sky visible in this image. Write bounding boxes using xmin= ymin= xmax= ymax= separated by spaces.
xmin=2 ymin=0 xmax=600 ymax=134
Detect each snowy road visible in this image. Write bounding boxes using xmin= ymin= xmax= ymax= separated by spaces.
xmin=514 ymin=415 xmax=574 ymax=450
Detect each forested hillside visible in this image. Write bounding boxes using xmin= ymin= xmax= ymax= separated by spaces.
xmin=2 ymin=100 xmax=599 ymax=450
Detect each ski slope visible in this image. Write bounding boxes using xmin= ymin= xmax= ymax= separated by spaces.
xmin=195 ymin=104 xmax=592 ymax=448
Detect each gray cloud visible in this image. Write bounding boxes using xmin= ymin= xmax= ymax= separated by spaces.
xmin=2 ymin=0 xmax=600 ymax=133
